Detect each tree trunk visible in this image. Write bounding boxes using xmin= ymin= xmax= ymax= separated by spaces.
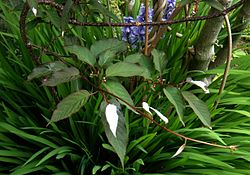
xmin=209 ymin=1 xmax=250 ymax=69
xmin=189 ymin=0 xmax=230 ymax=71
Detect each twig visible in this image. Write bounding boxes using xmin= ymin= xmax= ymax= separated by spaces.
xmin=33 ymin=0 xmax=245 ymax=27
xmin=214 ymin=14 xmax=232 ymax=108
xmin=80 ymin=74 xmax=236 ymax=150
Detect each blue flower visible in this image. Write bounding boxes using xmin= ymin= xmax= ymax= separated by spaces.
xmin=122 ymin=1 xmax=176 ymax=47
xmin=163 ymin=0 xmax=176 ymax=20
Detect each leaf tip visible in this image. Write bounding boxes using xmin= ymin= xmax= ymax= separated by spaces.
xmin=32 ymin=7 xmax=37 ymax=16
xmin=105 ymin=104 xmax=119 ymax=137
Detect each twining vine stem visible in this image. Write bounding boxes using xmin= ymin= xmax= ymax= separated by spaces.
xmin=79 ymin=74 xmax=236 ymax=150
xmin=214 ymin=14 xmax=233 ymax=109
xmin=20 ymin=0 xmax=241 ymax=150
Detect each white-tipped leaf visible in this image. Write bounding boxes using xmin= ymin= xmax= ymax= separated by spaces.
xmin=149 ymin=107 xmax=169 ymax=124
xmin=171 ymin=140 xmax=186 ymax=158
xmin=186 ymin=77 xmax=210 ymax=94
xmin=32 ymin=7 xmax=37 ymax=16
xmin=142 ymin=102 xmax=152 ymax=115
xmin=105 ymin=104 xmax=119 ymax=137
xmin=142 ymin=102 xmax=168 ymax=124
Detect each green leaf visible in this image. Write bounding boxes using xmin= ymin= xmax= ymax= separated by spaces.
xmin=45 ymin=10 xmax=61 ymax=29
xmin=220 ymin=97 xmax=250 ymax=105
xmin=100 ymin=102 xmax=128 ymax=169
xmin=205 ymin=0 xmax=224 ymax=11
xmin=36 ymin=146 xmax=72 ymax=166
xmin=65 ymin=45 xmax=96 ymax=66
xmin=102 ymin=80 xmax=135 ymax=112
xmin=0 ymin=122 xmax=57 ymax=148
xmin=50 ymin=90 xmax=90 ymax=123
xmin=98 ymin=50 xmax=116 ymax=67
xmin=224 ymin=109 xmax=250 ymax=118
xmin=90 ymin=39 xmax=128 ymax=57
xmin=61 ymin=0 xmax=73 ymax=32
xmin=124 ymin=53 xmax=144 ymax=64
xmin=132 ymin=0 xmax=141 ymax=18
xmin=28 ymin=61 xmax=67 ymax=80
xmin=151 ymin=49 xmax=167 ymax=74
xmin=42 ymin=67 xmax=80 ymax=86
xmin=89 ymin=1 xmax=119 ymax=21
xmin=92 ymin=165 xmax=101 ymax=174
xmin=106 ymin=62 xmax=151 ymax=79
xmin=27 ymin=0 xmax=38 ymax=10
xmin=163 ymin=87 xmax=185 ymax=126
xmin=182 ymin=91 xmax=211 ymax=128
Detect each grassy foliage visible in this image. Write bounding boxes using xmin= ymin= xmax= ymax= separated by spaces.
xmin=0 ymin=0 xmax=250 ymax=175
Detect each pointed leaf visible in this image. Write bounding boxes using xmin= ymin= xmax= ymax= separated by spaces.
xmin=152 ymin=49 xmax=167 ymax=74
xmin=27 ymin=0 xmax=38 ymax=15
xmin=163 ymin=87 xmax=185 ymax=126
xmin=101 ymin=102 xmax=128 ymax=169
xmin=28 ymin=61 xmax=67 ymax=80
xmin=98 ymin=50 xmax=116 ymax=67
xmin=50 ymin=90 xmax=90 ymax=122
xmin=103 ymin=80 xmax=135 ymax=112
xmin=65 ymin=45 xmax=96 ymax=66
xmin=89 ymin=1 xmax=119 ymax=22
xmin=61 ymin=0 xmax=73 ymax=32
xmin=124 ymin=53 xmax=144 ymax=63
xmin=42 ymin=67 xmax=80 ymax=86
xmin=186 ymin=77 xmax=210 ymax=94
xmin=182 ymin=91 xmax=211 ymax=128
xmin=90 ymin=38 xmax=128 ymax=57
xmin=171 ymin=140 xmax=186 ymax=158
xmin=149 ymin=107 xmax=169 ymax=124
xmin=205 ymin=0 xmax=224 ymax=11
xmin=142 ymin=102 xmax=152 ymax=115
xmin=106 ymin=62 xmax=150 ymax=79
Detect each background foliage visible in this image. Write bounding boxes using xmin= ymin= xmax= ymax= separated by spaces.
xmin=0 ymin=0 xmax=250 ymax=174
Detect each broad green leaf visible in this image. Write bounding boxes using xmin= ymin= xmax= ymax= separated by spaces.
xmin=98 ymin=50 xmax=116 ymax=67
xmin=28 ymin=61 xmax=67 ymax=80
xmin=205 ymin=0 xmax=224 ymax=11
xmin=102 ymin=80 xmax=135 ymax=112
xmin=124 ymin=53 xmax=144 ymax=64
xmin=163 ymin=87 xmax=185 ymax=126
xmin=61 ymin=0 xmax=73 ymax=32
xmin=151 ymin=49 xmax=167 ymax=74
xmin=89 ymin=1 xmax=119 ymax=21
xmin=27 ymin=0 xmax=38 ymax=15
xmin=100 ymin=101 xmax=128 ymax=169
xmin=45 ymin=10 xmax=61 ymax=29
xmin=182 ymin=91 xmax=211 ymax=128
xmin=42 ymin=67 xmax=80 ymax=86
xmin=50 ymin=90 xmax=90 ymax=122
xmin=106 ymin=62 xmax=150 ymax=79
xmin=65 ymin=45 xmax=96 ymax=66
xmin=90 ymin=38 xmax=128 ymax=57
